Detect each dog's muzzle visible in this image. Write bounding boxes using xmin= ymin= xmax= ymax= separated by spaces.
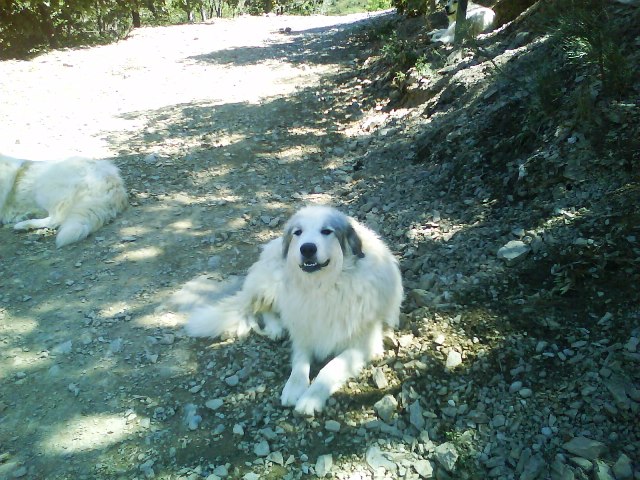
xmin=299 ymin=242 xmax=330 ymax=273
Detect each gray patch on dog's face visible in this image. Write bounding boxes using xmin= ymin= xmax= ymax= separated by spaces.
xmin=282 ymin=223 xmax=294 ymax=258
xmin=326 ymin=210 xmax=364 ymax=259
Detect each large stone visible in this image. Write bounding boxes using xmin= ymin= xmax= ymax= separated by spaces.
xmin=497 ymin=240 xmax=530 ymax=265
xmin=562 ymin=436 xmax=606 ymax=460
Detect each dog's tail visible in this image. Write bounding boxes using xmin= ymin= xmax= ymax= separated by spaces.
xmin=185 ymin=293 xmax=257 ymax=339
xmin=55 ymin=168 xmax=128 ymax=248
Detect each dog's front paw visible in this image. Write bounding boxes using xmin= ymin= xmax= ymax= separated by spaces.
xmin=281 ymin=374 xmax=309 ymax=407
xmin=294 ymin=388 xmax=328 ymax=416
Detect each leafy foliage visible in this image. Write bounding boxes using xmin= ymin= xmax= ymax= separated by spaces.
xmin=0 ymin=0 xmax=390 ymax=58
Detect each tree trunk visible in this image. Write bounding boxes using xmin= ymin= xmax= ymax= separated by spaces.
xmin=454 ymin=0 xmax=468 ymax=44
xmin=132 ymin=9 xmax=141 ymax=28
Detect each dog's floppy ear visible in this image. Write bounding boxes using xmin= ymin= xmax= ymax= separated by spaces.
xmin=331 ymin=211 xmax=365 ymax=259
xmin=344 ymin=222 xmax=364 ymax=259
xmin=282 ymin=224 xmax=293 ymax=258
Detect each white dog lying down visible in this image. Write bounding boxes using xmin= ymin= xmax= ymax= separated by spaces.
xmin=430 ymin=0 xmax=495 ymax=43
xmin=0 ymin=154 xmax=127 ymax=247
xmin=186 ymin=205 xmax=404 ymax=415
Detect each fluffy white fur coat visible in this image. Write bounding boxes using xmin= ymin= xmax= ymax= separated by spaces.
xmin=0 ymin=154 xmax=127 ymax=247
xmin=186 ymin=205 xmax=403 ymax=415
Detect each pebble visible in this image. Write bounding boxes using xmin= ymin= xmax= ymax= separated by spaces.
xmin=409 ymin=400 xmax=426 ymax=430
xmin=315 ymin=454 xmax=333 ymax=477
xmin=612 ymin=453 xmax=633 ymax=480
xmin=372 ymin=367 xmax=389 ymax=389
xmin=212 ymin=465 xmax=229 ymax=477
xmin=206 ymin=398 xmax=224 ymax=411
xmin=445 ymin=350 xmax=462 ymax=369
xmin=491 ymin=414 xmax=506 ymax=428
xmin=232 ymin=424 xmax=244 ymax=436
xmin=324 ymin=420 xmax=341 ymax=432
xmin=509 ymin=381 xmax=523 ymax=394
xmin=109 ymin=338 xmax=124 ymax=353
xmin=52 ymin=340 xmax=73 ymax=355
xmin=414 ymin=459 xmax=434 ymax=478
xmin=254 ymin=440 xmax=270 ymax=457
xmin=183 ymin=404 xmax=201 ymax=430
xmin=562 ymin=436 xmax=606 ymax=460
xmin=434 ymin=442 xmax=458 ymax=472
xmin=225 ymin=375 xmax=239 ymax=387
xmin=497 ymin=240 xmax=530 ymax=265
xmin=365 ymin=446 xmax=396 ymax=473
xmin=593 ymin=460 xmax=615 ymax=480
xmin=267 ymin=451 xmax=284 ymax=466
xmin=518 ymin=388 xmax=533 ymax=398
xmin=373 ymin=394 xmax=398 ymax=423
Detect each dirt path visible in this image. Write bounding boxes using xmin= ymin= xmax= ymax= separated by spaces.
xmin=0 ymin=13 xmax=393 ymax=479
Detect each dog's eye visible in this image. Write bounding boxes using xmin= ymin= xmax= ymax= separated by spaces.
xmin=321 ymin=229 xmax=333 ymax=236
xmin=293 ymin=229 xmax=302 ymax=236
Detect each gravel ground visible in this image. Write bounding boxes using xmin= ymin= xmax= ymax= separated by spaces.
xmin=1 ymin=8 xmax=639 ymax=480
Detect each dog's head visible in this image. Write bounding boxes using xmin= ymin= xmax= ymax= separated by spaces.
xmin=282 ymin=206 xmax=364 ymax=275
xmin=444 ymin=0 xmax=458 ymax=17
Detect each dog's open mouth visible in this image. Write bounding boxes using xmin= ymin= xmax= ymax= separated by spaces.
xmin=300 ymin=259 xmax=330 ymax=273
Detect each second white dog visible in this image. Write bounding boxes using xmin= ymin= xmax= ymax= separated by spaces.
xmin=0 ymin=154 xmax=128 ymax=248
xmin=186 ymin=205 xmax=404 ymax=415
xmin=430 ymin=0 xmax=496 ymax=43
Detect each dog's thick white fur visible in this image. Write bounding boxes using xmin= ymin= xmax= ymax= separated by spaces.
xmin=430 ymin=0 xmax=495 ymax=44
xmin=186 ymin=205 xmax=403 ymax=415
xmin=0 ymin=154 xmax=127 ymax=247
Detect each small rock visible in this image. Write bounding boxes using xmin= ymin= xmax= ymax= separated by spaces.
xmin=612 ymin=453 xmax=633 ymax=480
xmin=52 ymin=340 xmax=73 ymax=355
xmin=159 ymin=334 xmax=175 ymax=345
xmin=232 ymin=424 xmax=244 ymax=436
xmin=445 ymin=350 xmax=462 ymax=369
xmin=509 ymin=381 xmax=523 ymax=394
xmin=324 ymin=420 xmax=341 ymax=432
xmin=497 ymin=240 xmax=530 ymax=265
xmin=491 ymin=414 xmax=506 ymax=428
xmin=414 ymin=459 xmax=434 ymax=478
xmin=409 ymin=400 xmax=426 ymax=430
xmin=562 ymin=436 xmax=606 ymax=460
xmin=593 ymin=460 xmax=615 ymax=480
xmin=372 ymin=367 xmax=388 ymax=389
xmin=365 ymin=445 xmax=396 ymax=473
xmin=205 ymin=399 xmax=224 ymax=411
xmin=373 ymin=394 xmax=398 ymax=423
xmin=520 ymin=454 xmax=545 ymax=480
xmin=315 ymin=454 xmax=333 ymax=477
xmin=267 ymin=451 xmax=284 ymax=466
xmin=183 ymin=404 xmax=201 ymax=430
xmin=434 ymin=442 xmax=458 ymax=472
xmin=254 ymin=440 xmax=270 ymax=457
xmin=212 ymin=465 xmax=229 ymax=477
xmin=225 ymin=375 xmax=239 ymax=387
xmin=519 ymin=388 xmax=533 ymax=398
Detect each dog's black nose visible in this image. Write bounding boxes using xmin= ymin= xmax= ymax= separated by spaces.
xmin=300 ymin=243 xmax=317 ymax=258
